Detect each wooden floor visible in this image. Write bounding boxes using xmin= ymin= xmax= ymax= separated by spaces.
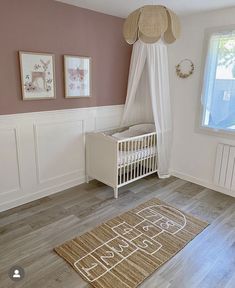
xmin=1 ymin=175 xmax=235 ymax=288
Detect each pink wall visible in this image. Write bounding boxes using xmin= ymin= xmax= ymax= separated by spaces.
xmin=0 ymin=0 xmax=132 ymax=115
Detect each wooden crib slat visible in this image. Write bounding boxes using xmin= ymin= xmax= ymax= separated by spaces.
xmin=134 ymin=139 xmax=137 ymax=179
xmin=152 ymin=134 xmax=156 ymax=171
xmin=146 ymin=136 xmax=148 ymax=174
xmin=130 ymin=140 xmax=133 ymax=180
xmin=123 ymin=141 xmax=126 ymax=183
xmin=140 ymin=135 xmax=144 ymax=177
xmin=154 ymin=134 xmax=157 ymax=170
xmin=147 ymin=135 xmax=150 ymax=173
xmin=142 ymin=136 xmax=145 ymax=176
xmin=118 ymin=142 xmax=121 ymax=185
xmin=150 ymin=134 xmax=153 ymax=172
xmin=144 ymin=136 xmax=147 ymax=175
xmin=152 ymin=134 xmax=154 ymax=172
xmin=127 ymin=140 xmax=130 ymax=182
xmin=139 ymin=138 xmax=141 ymax=172
xmin=120 ymin=142 xmax=123 ymax=184
xmin=137 ymin=139 xmax=140 ymax=178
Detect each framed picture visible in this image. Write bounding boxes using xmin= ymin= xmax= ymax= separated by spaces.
xmin=64 ymin=55 xmax=91 ymax=98
xmin=19 ymin=51 xmax=56 ymax=100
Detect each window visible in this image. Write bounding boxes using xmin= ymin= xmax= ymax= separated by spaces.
xmin=201 ymin=30 xmax=235 ymax=132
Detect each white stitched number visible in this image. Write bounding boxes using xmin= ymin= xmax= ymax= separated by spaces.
xmin=123 ymin=227 xmax=133 ymax=235
xmin=160 ymin=220 xmax=175 ymax=229
xmin=81 ymin=262 xmax=98 ymax=277
xmin=143 ymin=224 xmax=155 ymax=231
xmin=137 ymin=239 xmax=155 ymax=249
xmin=100 ymin=251 xmax=115 ymax=266
xmin=111 ymin=239 xmax=129 ymax=254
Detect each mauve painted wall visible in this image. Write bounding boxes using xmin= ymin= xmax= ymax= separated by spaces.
xmin=0 ymin=0 xmax=132 ymax=115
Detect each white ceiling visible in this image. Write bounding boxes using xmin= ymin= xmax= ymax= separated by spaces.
xmin=56 ymin=0 xmax=235 ymax=18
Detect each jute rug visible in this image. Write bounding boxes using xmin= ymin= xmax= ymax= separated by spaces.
xmin=54 ymin=198 xmax=208 ymax=288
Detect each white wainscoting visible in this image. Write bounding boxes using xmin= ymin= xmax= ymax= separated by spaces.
xmin=0 ymin=105 xmax=124 ymax=212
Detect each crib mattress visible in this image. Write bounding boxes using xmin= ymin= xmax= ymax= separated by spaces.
xmin=118 ymin=146 xmax=157 ymax=165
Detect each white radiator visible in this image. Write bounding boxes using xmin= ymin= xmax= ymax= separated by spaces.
xmin=214 ymin=143 xmax=235 ymax=190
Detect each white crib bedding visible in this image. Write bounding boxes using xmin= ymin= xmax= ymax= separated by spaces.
xmin=118 ymin=146 xmax=157 ymax=165
xmin=112 ymin=123 xmax=155 ymax=140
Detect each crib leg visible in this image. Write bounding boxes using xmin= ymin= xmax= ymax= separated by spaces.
xmin=86 ymin=175 xmax=90 ymax=184
xmin=114 ymin=187 xmax=118 ymax=199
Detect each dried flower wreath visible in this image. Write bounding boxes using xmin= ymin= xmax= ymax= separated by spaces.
xmin=176 ymin=59 xmax=194 ymax=79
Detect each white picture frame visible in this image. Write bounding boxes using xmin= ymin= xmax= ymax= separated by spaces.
xmin=64 ymin=55 xmax=91 ymax=98
xmin=19 ymin=51 xmax=56 ymax=100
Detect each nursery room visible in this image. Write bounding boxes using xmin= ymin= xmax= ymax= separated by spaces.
xmin=1 ymin=0 xmax=235 ymax=287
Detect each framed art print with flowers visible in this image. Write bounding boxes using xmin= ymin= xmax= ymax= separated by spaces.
xmin=19 ymin=51 xmax=56 ymax=100
xmin=64 ymin=55 xmax=91 ymax=98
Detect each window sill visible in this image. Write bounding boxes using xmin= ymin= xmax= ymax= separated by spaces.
xmin=196 ymin=125 xmax=235 ymax=139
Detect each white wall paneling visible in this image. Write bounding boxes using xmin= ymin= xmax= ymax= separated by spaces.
xmin=169 ymin=7 xmax=235 ymax=198
xmin=94 ymin=105 xmax=124 ymax=131
xmin=33 ymin=120 xmax=85 ymax=184
xmin=0 ymin=127 xmax=22 ymax=195
xmin=0 ymin=105 xmax=123 ymax=212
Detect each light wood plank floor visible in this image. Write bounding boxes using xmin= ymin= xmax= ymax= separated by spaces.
xmin=1 ymin=175 xmax=235 ymax=288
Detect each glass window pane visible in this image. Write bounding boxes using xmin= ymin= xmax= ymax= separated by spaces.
xmin=201 ymin=32 xmax=235 ymax=131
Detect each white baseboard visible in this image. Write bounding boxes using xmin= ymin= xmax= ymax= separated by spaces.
xmin=0 ymin=176 xmax=85 ymax=212
xmin=171 ymin=170 xmax=235 ymax=198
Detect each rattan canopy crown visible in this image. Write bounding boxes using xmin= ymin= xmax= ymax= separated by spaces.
xmin=123 ymin=5 xmax=181 ymax=44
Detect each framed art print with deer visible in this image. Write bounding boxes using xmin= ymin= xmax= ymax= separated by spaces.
xmin=64 ymin=55 xmax=91 ymax=98
xmin=19 ymin=51 xmax=56 ymax=100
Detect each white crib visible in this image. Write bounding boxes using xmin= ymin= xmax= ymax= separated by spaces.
xmin=86 ymin=127 xmax=157 ymax=198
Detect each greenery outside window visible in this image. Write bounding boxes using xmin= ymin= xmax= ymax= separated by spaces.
xmin=201 ymin=30 xmax=235 ymax=133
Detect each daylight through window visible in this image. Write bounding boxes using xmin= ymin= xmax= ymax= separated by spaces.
xmin=201 ymin=31 xmax=235 ymax=131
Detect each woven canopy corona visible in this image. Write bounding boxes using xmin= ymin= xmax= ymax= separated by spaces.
xmin=123 ymin=5 xmax=181 ymax=45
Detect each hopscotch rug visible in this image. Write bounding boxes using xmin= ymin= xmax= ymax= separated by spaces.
xmin=54 ymin=198 xmax=208 ymax=288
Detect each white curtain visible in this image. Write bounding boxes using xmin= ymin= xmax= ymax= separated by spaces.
xmin=122 ymin=41 xmax=153 ymax=125
xmin=122 ymin=40 xmax=172 ymax=178
xmin=201 ymin=34 xmax=219 ymax=113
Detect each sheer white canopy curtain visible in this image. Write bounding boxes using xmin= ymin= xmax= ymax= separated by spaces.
xmin=122 ymin=40 xmax=172 ymax=178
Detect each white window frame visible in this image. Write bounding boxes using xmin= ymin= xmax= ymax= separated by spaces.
xmin=197 ymin=25 xmax=235 ymax=138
